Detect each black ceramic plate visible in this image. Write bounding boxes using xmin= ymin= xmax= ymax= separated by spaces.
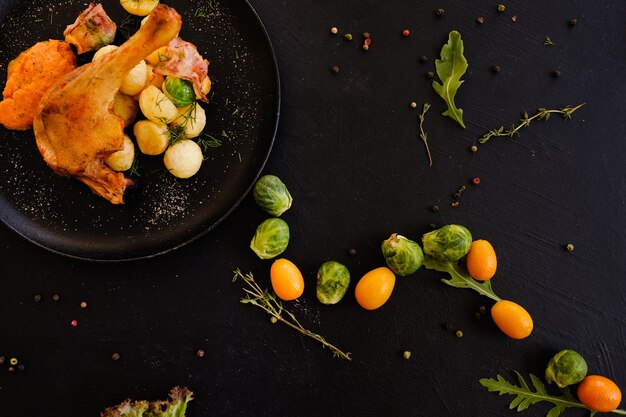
xmin=0 ymin=0 xmax=280 ymax=261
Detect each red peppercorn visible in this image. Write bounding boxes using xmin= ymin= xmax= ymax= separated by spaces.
xmin=472 ymin=177 xmax=481 ymax=185
xmin=364 ymin=37 xmax=372 ymax=47
xmin=70 ymin=319 xmax=78 ymax=327
xmin=402 ymin=29 xmax=410 ymax=37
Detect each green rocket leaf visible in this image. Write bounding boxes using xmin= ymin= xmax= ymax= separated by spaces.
xmin=432 ymin=30 xmax=468 ymax=128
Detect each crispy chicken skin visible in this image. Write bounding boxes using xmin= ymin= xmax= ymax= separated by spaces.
xmin=0 ymin=40 xmax=76 ymax=131
xmin=33 ymin=5 xmax=182 ymax=204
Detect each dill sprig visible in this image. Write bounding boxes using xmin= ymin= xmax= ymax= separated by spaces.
xmin=543 ymin=36 xmax=555 ymax=46
xmin=232 ymin=269 xmax=352 ymax=361
xmin=478 ymin=103 xmax=586 ymax=144
xmin=197 ymin=134 xmax=222 ymax=151
xmin=118 ymin=14 xmax=140 ymax=39
xmin=417 ymin=102 xmax=433 ymax=166
xmin=129 ymin=156 xmax=141 ymax=178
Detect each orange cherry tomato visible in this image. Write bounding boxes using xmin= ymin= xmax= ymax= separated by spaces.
xmin=466 ymin=239 xmax=497 ymax=281
xmin=490 ymin=300 xmax=533 ymax=339
xmin=577 ymin=375 xmax=622 ymax=412
xmin=354 ymin=267 xmax=396 ymax=310
xmin=270 ymin=258 xmax=304 ymax=301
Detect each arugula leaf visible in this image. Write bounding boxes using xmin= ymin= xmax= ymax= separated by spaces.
xmin=480 ymin=372 xmax=590 ymax=417
xmin=432 ymin=30 xmax=468 ymax=128
xmin=101 ymin=387 xmax=193 ymax=417
xmin=423 ymin=255 xmax=501 ymax=301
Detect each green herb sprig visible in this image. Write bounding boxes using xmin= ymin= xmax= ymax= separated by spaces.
xmin=544 ymin=36 xmax=555 ymax=46
xmin=423 ymin=256 xmax=501 ymax=301
xmin=480 ymin=372 xmax=626 ymax=417
xmin=478 ymin=103 xmax=585 ymax=144
xmin=233 ymin=269 xmax=352 ymax=361
xmin=418 ymin=102 xmax=433 ymax=166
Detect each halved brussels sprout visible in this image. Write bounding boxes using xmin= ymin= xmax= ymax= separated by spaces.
xmin=316 ymin=261 xmax=350 ymax=304
xmin=381 ymin=234 xmax=424 ymax=276
xmin=422 ymin=224 xmax=472 ymax=261
xmin=253 ymin=175 xmax=293 ymax=217
xmin=250 ymin=218 xmax=290 ymax=259
xmin=545 ymin=349 xmax=588 ymax=388
xmin=162 ymin=77 xmax=196 ymax=108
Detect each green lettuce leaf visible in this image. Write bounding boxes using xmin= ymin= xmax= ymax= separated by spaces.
xmin=101 ymin=387 xmax=193 ymax=417
xmin=432 ymin=30 xmax=468 ymax=128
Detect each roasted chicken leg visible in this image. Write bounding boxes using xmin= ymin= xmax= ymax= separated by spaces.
xmin=33 ymin=5 xmax=182 ymax=204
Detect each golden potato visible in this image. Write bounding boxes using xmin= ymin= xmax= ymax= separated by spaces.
xmin=163 ymin=139 xmax=203 ymax=178
xmin=145 ymin=46 xmax=168 ymax=66
xmin=139 ymin=85 xmax=178 ymax=124
xmin=120 ymin=59 xmax=148 ymax=96
xmin=170 ymin=103 xmax=206 ymax=139
xmin=134 ymin=120 xmax=170 ymax=155
xmin=120 ymin=0 xmax=159 ymax=17
xmin=112 ymin=93 xmax=139 ymax=127
xmin=105 ymin=134 xmax=135 ymax=172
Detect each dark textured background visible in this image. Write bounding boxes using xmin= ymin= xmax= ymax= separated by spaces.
xmin=1 ymin=0 xmax=626 ymax=416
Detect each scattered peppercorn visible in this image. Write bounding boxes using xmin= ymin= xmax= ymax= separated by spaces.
xmin=33 ymin=294 xmax=42 ymax=303
xmin=8 ymin=366 xmax=14 ymax=372
xmin=196 ymin=349 xmax=205 ymax=358
xmin=111 ymin=352 xmax=120 ymax=361
xmin=497 ymin=4 xmax=506 ymax=12
xmin=470 ymin=145 xmax=478 ymax=153
xmin=551 ymin=69 xmax=562 ymax=78
xmin=362 ymin=44 xmax=369 ymax=51
xmin=343 ymin=33 xmax=352 ymax=41
xmin=402 ymin=29 xmax=410 ymax=37
xmin=270 ymin=316 xmax=278 ymax=324
xmin=475 ymin=312 xmax=482 ymax=320
xmin=426 ymin=70 xmax=434 ymax=79
xmin=451 ymin=201 xmax=460 ymax=207
xmin=403 ymin=351 xmax=411 ymax=360
xmin=363 ymin=32 xmax=370 ymax=38
xmin=492 ymin=65 xmax=501 ymax=73
xmin=476 ymin=17 xmax=485 ymax=24
xmin=410 ymin=101 xmax=417 ymax=108
xmin=568 ymin=18 xmax=577 ymax=27
xmin=458 ymin=185 xmax=466 ymax=193
xmin=435 ymin=8 xmax=445 ymax=17
xmin=456 ymin=330 xmax=464 ymax=338
xmin=330 ymin=27 xmax=338 ymax=35
xmin=52 ymin=294 xmax=60 ymax=302
xmin=479 ymin=305 xmax=487 ymax=314
xmin=566 ymin=243 xmax=575 ymax=252
xmin=364 ymin=37 xmax=372 ymax=47
xmin=453 ymin=192 xmax=461 ymax=199
xmin=9 ymin=357 xmax=18 ymax=366
xmin=431 ymin=204 xmax=440 ymax=213
xmin=0 ymin=356 xmax=5 ymax=365
xmin=419 ymin=55 xmax=428 ymax=63
xmin=17 ymin=364 xmax=25 ymax=372
xmin=348 ymin=248 xmax=357 ymax=256
xmin=70 ymin=319 xmax=78 ymax=327
xmin=330 ymin=65 xmax=340 ymax=75
xmin=80 ymin=301 xmax=87 ymax=309
xmin=511 ymin=15 xmax=517 ymax=22
xmin=472 ymin=177 xmax=481 ymax=185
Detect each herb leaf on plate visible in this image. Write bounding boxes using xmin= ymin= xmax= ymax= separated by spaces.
xmin=432 ymin=30 xmax=468 ymax=128
xmin=423 ymin=255 xmax=501 ymax=301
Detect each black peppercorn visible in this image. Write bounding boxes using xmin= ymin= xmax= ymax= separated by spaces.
xmin=568 ymin=18 xmax=577 ymax=27
xmin=330 ymin=65 xmax=340 ymax=75
xmin=435 ymin=8 xmax=445 ymax=17
xmin=476 ymin=17 xmax=485 ymax=24
xmin=431 ymin=204 xmax=440 ymax=213
xmin=419 ymin=55 xmax=428 ymax=63
xmin=426 ymin=70 xmax=434 ymax=79
xmin=492 ymin=65 xmax=501 ymax=73
xmin=551 ymin=69 xmax=562 ymax=78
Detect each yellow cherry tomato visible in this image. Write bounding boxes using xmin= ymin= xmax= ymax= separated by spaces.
xmin=354 ymin=267 xmax=396 ymax=310
xmin=491 ymin=300 xmax=533 ymax=339
xmin=466 ymin=239 xmax=497 ymax=281
xmin=577 ymin=375 xmax=622 ymax=412
xmin=270 ymin=258 xmax=304 ymax=301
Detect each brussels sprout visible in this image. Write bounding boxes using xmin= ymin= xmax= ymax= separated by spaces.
xmin=545 ymin=349 xmax=588 ymax=388
xmin=253 ymin=175 xmax=293 ymax=217
xmin=162 ymin=77 xmax=196 ymax=108
xmin=422 ymin=224 xmax=472 ymax=261
xmin=381 ymin=234 xmax=424 ymax=276
xmin=316 ymin=261 xmax=350 ymax=304
xmin=250 ymin=218 xmax=290 ymax=259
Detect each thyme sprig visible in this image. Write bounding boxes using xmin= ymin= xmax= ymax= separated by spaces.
xmin=478 ymin=103 xmax=585 ymax=144
xmin=418 ymin=102 xmax=433 ymax=166
xmin=232 ymin=269 xmax=352 ymax=361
